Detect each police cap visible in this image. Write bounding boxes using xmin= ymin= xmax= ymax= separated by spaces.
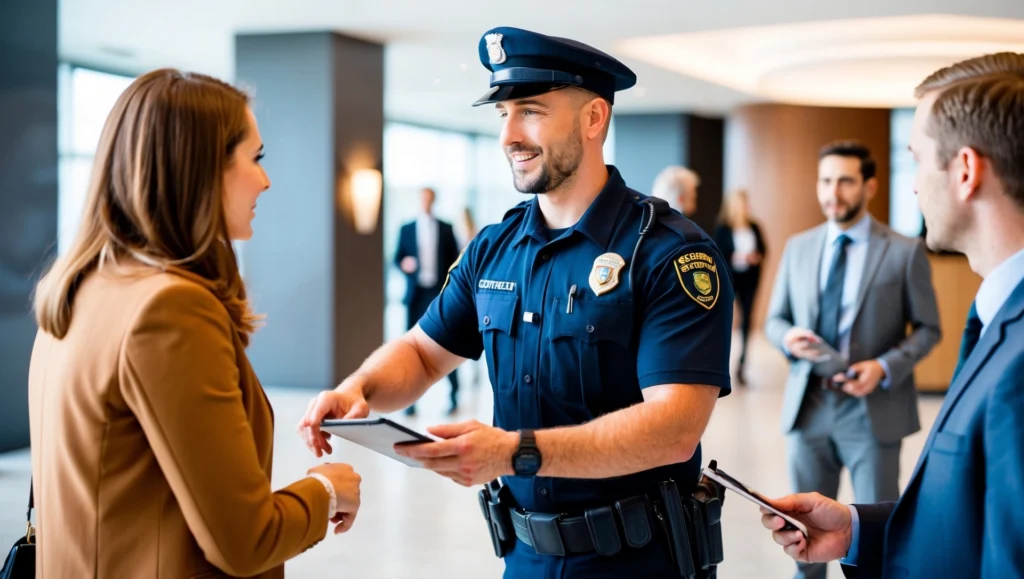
xmin=472 ymin=26 xmax=637 ymax=107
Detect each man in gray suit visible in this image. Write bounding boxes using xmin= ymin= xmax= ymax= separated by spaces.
xmin=765 ymin=140 xmax=941 ymax=579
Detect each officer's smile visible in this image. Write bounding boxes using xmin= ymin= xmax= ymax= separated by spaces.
xmin=511 ymin=152 xmax=539 ymax=165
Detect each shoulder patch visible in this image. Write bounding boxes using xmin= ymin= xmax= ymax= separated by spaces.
xmin=673 ymin=251 xmax=720 ymax=310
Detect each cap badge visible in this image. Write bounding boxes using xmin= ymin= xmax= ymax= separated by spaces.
xmin=485 ymin=33 xmax=507 ymax=65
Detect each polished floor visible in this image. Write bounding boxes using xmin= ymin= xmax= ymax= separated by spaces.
xmin=0 ymin=333 xmax=942 ymax=578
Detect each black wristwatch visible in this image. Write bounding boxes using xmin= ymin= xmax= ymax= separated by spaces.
xmin=511 ymin=429 xmax=542 ymax=477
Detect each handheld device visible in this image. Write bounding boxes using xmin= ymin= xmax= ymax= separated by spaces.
xmin=320 ymin=417 xmax=440 ymax=468
xmin=700 ymin=465 xmax=809 ymax=537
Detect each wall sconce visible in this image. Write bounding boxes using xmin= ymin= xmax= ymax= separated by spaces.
xmin=350 ymin=168 xmax=382 ymax=235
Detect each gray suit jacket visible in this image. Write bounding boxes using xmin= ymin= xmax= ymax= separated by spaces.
xmin=765 ymin=218 xmax=941 ymax=443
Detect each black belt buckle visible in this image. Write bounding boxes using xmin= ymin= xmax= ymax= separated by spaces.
xmin=525 ymin=512 xmax=566 ymax=556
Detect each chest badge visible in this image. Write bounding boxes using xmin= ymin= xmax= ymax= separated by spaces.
xmin=589 ymin=252 xmax=626 ymax=296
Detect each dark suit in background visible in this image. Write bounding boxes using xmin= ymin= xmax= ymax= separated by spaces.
xmin=395 ymin=217 xmax=462 ymax=414
xmin=713 ymin=220 xmax=766 ymax=378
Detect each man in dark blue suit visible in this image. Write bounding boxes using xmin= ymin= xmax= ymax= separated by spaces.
xmin=762 ymin=52 xmax=1024 ymax=579
xmin=395 ymin=187 xmax=463 ymax=415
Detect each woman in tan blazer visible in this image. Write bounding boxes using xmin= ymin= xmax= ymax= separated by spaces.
xmin=28 ymin=69 xmax=361 ymax=578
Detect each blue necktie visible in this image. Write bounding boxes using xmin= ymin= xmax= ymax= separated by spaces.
xmin=951 ymin=302 xmax=983 ymax=383
xmin=817 ymin=234 xmax=852 ymax=349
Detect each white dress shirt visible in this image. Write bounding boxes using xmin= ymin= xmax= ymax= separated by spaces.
xmin=731 ymin=227 xmax=757 ymax=272
xmin=416 ymin=214 xmax=439 ymax=288
xmin=975 ymin=247 xmax=1024 ymax=337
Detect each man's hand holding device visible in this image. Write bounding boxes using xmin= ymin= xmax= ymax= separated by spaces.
xmin=783 ymin=328 xmax=825 ymax=361
xmin=759 ymin=493 xmax=856 ymax=565
xmin=706 ymin=466 xmax=855 ymax=565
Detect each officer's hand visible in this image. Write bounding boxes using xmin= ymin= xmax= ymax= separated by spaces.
xmin=759 ymin=493 xmax=853 ymax=564
xmin=783 ymin=328 xmax=823 ymax=361
xmin=297 ymin=378 xmax=371 ymax=458
xmin=393 ymin=420 xmax=518 ymax=486
xmin=835 ymin=360 xmax=884 ymax=397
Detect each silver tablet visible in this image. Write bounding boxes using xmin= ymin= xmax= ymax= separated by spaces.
xmin=320 ymin=417 xmax=440 ymax=468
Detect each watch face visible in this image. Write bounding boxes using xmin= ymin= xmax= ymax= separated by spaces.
xmin=515 ymin=451 xmax=541 ymax=474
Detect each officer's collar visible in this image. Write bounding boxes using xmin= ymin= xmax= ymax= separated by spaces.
xmin=512 ymin=165 xmax=627 ymax=249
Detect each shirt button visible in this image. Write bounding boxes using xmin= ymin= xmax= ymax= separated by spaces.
xmin=538 ymin=488 xmax=548 ymax=496
xmin=483 ymin=316 xmax=490 ymax=326
xmin=542 ymin=254 xmax=550 ymax=261
xmin=586 ymin=324 xmax=595 ymax=333
xmin=524 ymin=375 xmax=532 ymax=384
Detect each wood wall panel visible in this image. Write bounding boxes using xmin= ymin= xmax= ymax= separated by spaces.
xmin=724 ymin=104 xmax=892 ymax=331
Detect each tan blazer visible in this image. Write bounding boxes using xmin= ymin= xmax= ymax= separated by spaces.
xmin=28 ymin=265 xmax=329 ymax=578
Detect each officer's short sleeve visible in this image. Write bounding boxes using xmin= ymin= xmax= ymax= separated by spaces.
xmin=418 ymin=243 xmax=484 ymax=361
xmin=636 ymin=242 xmax=734 ymax=395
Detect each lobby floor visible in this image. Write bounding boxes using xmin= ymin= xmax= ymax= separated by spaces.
xmin=0 ymin=333 xmax=942 ymax=578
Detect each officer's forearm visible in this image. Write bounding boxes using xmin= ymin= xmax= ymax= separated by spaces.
xmin=341 ymin=327 xmax=461 ymax=412
xmin=532 ymin=384 xmax=720 ymax=478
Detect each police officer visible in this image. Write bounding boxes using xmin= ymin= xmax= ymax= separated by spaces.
xmin=298 ymin=26 xmax=734 ymax=579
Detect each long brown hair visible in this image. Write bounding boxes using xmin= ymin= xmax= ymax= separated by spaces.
xmin=34 ymin=68 xmax=260 ymax=345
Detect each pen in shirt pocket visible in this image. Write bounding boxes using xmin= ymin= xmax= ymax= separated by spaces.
xmin=566 ymin=284 xmax=577 ymax=314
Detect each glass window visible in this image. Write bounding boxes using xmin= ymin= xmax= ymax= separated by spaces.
xmin=382 ymin=123 xmax=478 ymax=340
xmin=889 ymin=108 xmax=923 ymax=238
xmin=58 ymin=65 xmax=135 ymax=254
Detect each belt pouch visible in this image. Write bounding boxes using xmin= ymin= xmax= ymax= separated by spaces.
xmin=615 ymin=495 xmax=652 ymax=549
xmin=584 ymin=505 xmax=622 ymax=556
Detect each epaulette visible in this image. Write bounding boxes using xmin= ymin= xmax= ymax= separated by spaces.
xmin=501 ymin=199 xmax=532 ymax=222
xmin=625 ymin=188 xmax=706 ymax=245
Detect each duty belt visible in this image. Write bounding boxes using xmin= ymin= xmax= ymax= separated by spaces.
xmin=508 ymin=494 xmax=656 ymax=557
xmin=480 ymin=475 xmax=726 ymax=579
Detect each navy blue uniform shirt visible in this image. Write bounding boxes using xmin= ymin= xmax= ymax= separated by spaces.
xmin=419 ymin=166 xmax=733 ymax=513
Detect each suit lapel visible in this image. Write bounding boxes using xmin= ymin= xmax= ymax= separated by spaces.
xmin=902 ymin=279 xmax=1024 ymax=491
xmin=851 ymin=220 xmax=890 ymax=321
xmin=806 ymin=226 xmax=828 ymax=328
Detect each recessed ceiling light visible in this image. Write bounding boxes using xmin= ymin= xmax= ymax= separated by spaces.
xmin=616 ymin=14 xmax=1024 ymax=108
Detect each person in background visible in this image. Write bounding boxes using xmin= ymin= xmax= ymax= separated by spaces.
xmin=27 ymin=68 xmax=361 ymax=579
xmin=652 ymin=165 xmax=700 ymax=217
xmin=764 ymin=139 xmax=941 ymax=579
xmin=713 ymin=189 xmax=766 ymax=384
xmin=458 ymin=206 xmax=478 ymax=249
xmin=395 ymin=187 xmax=463 ymax=415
